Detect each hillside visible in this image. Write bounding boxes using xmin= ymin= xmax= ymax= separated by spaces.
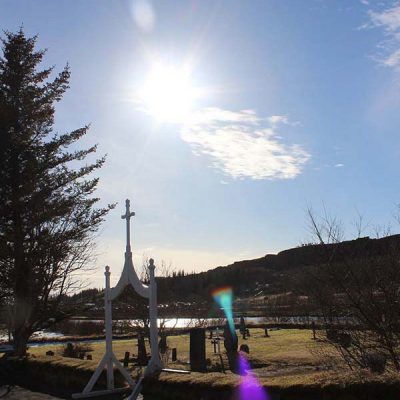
xmin=156 ymin=234 xmax=400 ymax=307
xmin=65 ymin=234 xmax=400 ymax=319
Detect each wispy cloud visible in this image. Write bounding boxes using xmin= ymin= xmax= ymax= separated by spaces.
xmin=268 ymin=115 xmax=289 ymax=125
xmin=365 ymin=3 xmax=400 ymax=68
xmin=180 ymin=107 xmax=310 ymax=180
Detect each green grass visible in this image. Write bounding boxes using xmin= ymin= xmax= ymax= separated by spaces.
xmin=29 ymin=329 xmax=321 ymax=366
xmin=26 ymin=329 xmax=400 ymax=391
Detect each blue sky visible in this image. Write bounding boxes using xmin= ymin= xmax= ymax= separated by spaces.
xmin=2 ymin=0 xmax=400 ymax=286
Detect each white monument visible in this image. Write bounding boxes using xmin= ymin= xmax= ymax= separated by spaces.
xmin=73 ymin=199 xmax=162 ymax=399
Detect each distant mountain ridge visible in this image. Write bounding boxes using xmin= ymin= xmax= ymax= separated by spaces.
xmin=68 ymin=234 xmax=400 ymax=319
xmin=156 ymin=234 xmax=400 ymax=303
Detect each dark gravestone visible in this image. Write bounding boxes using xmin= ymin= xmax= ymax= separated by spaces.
xmin=137 ymin=333 xmax=148 ymax=366
xmin=159 ymin=333 xmax=167 ymax=355
xmin=190 ymin=328 xmax=206 ymax=372
xmin=365 ymin=353 xmax=387 ymax=373
xmin=223 ymin=322 xmax=239 ymax=373
xmin=64 ymin=342 xmax=74 ymax=358
xmin=239 ymin=316 xmax=246 ymax=339
xmin=338 ymin=332 xmax=352 ymax=348
xmin=46 ymin=350 xmax=54 ymax=356
xmin=86 ymin=354 xmax=92 ymax=360
xmin=264 ymin=327 xmax=270 ymax=337
xmin=123 ymin=351 xmax=130 ymax=367
xmin=223 ymin=323 xmax=238 ymax=353
xmin=240 ymin=344 xmax=250 ymax=354
xmin=326 ymin=328 xmax=338 ymax=342
xmin=172 ymin=348 xmax=177 ymax=361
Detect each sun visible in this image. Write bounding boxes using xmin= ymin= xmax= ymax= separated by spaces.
xmin=139 ymin=63 xmax=198 ymax=124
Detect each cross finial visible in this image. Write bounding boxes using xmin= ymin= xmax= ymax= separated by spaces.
xmin=121 ymin=199 xmax=135 ymax=251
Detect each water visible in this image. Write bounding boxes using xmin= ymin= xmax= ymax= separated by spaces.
xmin=79 ymin=315 xmax=321 ymax=328
xmin=1 ymin=315 xmax=327 ymax=345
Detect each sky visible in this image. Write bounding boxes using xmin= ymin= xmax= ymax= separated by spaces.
xmin=2 ymin=0 xmax=400 ymax=287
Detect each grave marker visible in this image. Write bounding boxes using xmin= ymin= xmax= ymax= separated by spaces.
xmin=190 ymin=328 xmax=206 ymax=372
xmin=73 ymin=199 xmax=162 ymax=400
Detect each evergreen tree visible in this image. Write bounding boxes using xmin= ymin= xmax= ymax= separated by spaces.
xmin=0 ymin=29 xmax=114 ymax=355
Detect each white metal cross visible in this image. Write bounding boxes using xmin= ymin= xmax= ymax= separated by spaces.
xmin=121 ymin=199 xmax=135 ymax=251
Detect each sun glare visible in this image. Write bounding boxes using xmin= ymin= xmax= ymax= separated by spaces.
xmin=139 ymin=63 xmax=197 ymax=124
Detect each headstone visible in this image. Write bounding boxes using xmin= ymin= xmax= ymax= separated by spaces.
xmin=137 ymin=333 xmax=147 ymax=366
xmin=239 ymin=344 xmax=250 ymax=354
xmin=87 ymin=354 xmax=92 ymax=360
xmin=338 ymin=332 xmax=352 ymax=348
xmin=64 ymin=342 xmax=74 ymax=358
xmin=223 ymin=321 xmax=238 ymax=373
xmin=326 ymin=327 xmax=338 ymax=342
xmin=172 ymin=348 xmax=177 ymax=361
xmin=190 ymin=328 xmax=206 ymax=372
xmin=239 ymin=316 xmax=246 ymax=339
xmin=123 ymin=351 xmax=130 ymax=367
xmin=159 ymin=333 xmax=167 ymax=355
xmin=264 ymin=327 xmax=269 ymax=337
xmin=46 ymin=350 xmax=54 ymax=356
xmin=223 ymin=322 xmax=238 ymax=354
xmin=365 ymin=353 xmax=387 ymax=373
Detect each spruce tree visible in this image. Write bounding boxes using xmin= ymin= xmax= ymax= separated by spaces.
xmin=0 ymin=29 xmax=114 ymax=355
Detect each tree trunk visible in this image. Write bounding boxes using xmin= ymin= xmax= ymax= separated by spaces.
xmin=13 ymin=327 xmax=30 ymax=357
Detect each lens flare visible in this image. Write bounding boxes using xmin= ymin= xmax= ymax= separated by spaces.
xmin=212 ymin=286 xmax=235 ymax=335
xmin=131 ymin=0 xmax=155 ymax=33
xmin=237 ymin=353 xmax=269 ymax=400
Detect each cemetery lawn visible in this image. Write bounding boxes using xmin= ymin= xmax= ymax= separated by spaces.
xmin=26 ymin=328 xmax=399 ymax=390
xmin=28 ymin=328 xmax=322 ymax=368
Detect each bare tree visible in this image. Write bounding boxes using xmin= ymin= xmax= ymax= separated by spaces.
xmin=119 ymin=256 xmax=176 ymax=340
xmin=299 ymin=207 xmax=400 ymax=372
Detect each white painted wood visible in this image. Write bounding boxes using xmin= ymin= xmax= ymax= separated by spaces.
xmin=82 ymin=354 xmax=108 ymax=394
xmin=110 ymin=199 xmax=149 ymax=300
xmin=104 ymin=266 xmax=114 ymax=389
xmin=145 ymin=258 xmax=163 ymax=375
xmin=127 ymin=376 xmax=144 ymax=400
xmin=112 ymin=353 xmax=136 ymax=386
xmin=74 ymin=198 xmax=162 ymax=400
xmin=162 ymin=368 xmax=191 ymax=374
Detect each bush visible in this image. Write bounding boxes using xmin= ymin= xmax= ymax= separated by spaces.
xmin=53 ymin=320 xmax=104 ymax=336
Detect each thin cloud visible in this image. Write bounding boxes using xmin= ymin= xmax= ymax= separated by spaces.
xmin=181 ymin=108 xmax=310 ymax=180
xmin=268 ymin=115 xmax=289 ymax=125
xmin=367 ymin=3 xmax=400 ymax=68
xmin=335 ymin=163 xmax=344 ymax=168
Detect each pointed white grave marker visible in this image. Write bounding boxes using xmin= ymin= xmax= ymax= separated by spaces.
xmin=73 ymin=199 xmax=162 ymax=399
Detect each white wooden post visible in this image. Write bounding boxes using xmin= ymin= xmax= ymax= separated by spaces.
xmin=104 ymin=266 xmax=114 ymax=389
xmin=146 ymin=258 xmax=163 ymax=374
xmin=73 ymin=199 xmax=162 ymax=400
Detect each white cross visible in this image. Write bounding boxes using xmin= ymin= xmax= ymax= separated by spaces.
xmin=121 ymin=199 xmax=135 ymax=251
